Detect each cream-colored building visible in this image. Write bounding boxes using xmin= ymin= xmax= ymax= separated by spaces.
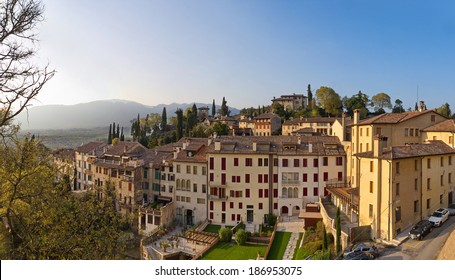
xmin=282 ymin=117 xmax=340 ymax=136
xmin=53 ymin=148 xmax=76 ymax=190
xmin=271 ymin=93 xmax=308 ymax=111
xmin=75 ymin=142 xmax=106 ymax=191
xmin=254 ymin=113 xmax=282 ymax=136
xmin=355 ymin=137 xmax=455 ymax=242
xmin=421 ymin=119 xmax=455 ymax=148
xmin=207 ymin=135 xmax=345 ymax=230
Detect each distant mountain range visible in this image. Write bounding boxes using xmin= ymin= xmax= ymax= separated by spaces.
xmin=16 ymin=99 xmax=240 ymax=130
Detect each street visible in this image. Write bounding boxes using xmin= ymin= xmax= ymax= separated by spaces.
xmin=378 ymin=216 xmax=455 ymax=260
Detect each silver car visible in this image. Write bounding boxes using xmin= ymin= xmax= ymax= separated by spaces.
xmin=448 ymin=204 xmax=455 ymax=216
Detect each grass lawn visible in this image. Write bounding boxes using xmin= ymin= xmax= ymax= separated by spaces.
xmin=201 ymin=242 xmax=267 ymax=260
xmin=203 ymin=224 xmax=221 ymax=234
xmin=266 ymin=231 xmax=291 ymax=260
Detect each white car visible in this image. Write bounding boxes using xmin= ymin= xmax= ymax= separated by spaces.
xmin=428 ymin=208 xmax=449 ymax=227
xmin=448 ymin=204 xmax=455 ymax=216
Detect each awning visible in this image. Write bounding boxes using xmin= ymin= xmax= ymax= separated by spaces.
xmin=158 ymin=196 xmax=172 ymax=202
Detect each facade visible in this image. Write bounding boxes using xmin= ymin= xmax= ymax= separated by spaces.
xmin=271 ymin=93 xmax=308 ymax=111
xmin=53 ymin=148 xmax=76 ymax=189
xmin=253 ymin=113 xmax=282 ymax=136
xmin=282 ymin=117 xmax=340 ymax=136
xmin=355 ymin=137 xmax=455 ymax=242
xmin=75 ymin=142 xmax=107 ymax=191
xmin=207 ymin=135 xmax=345 ymax=230
xmin=421 ymin=119 xmax=455 ymax=148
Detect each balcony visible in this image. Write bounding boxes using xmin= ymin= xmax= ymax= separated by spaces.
xmin=120 ymin=174 xmax=134 ymax=182
xmin=281 ymin=180 xmax=300 ymax=186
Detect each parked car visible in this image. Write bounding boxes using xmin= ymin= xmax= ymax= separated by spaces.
xmin=343 ymin=251 xmax=375 ymax=260
xmin=447 ymin=204 xmax=455 ymax=216
xmin=343 ymin=243 xmax=379 ymax=258
xmin=409 ymin=220 xmax=432 ymax=240
xmin=428 ymin=208 xmax=449 ymax=227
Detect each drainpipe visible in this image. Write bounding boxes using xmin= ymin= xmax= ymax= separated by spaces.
xmin=387 ymin=159 xmax=392 ymax=241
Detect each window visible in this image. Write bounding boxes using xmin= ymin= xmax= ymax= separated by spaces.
xmin=264 ymin=174 xmax=269 ymax=183
xmin=450 ymin=136 xmax=454 ymax=145
xmin=239 ymin=202 xmax=243 ymax=209
xmin=202 ymin=166 xmax=207 ymax=175
xmin=231 ymin=214 xmax=235 ymax=221
xmin=449 ymin=173 xmax=452 ymax=184
xmin=193 ymin=166 xmax=197 ymax=175
xmin=369 ymin=204 xmax=373 ymax=218
xmin=323 ymin=172 xmax=328 ymax=181
xmin=440 ymin=194 xmax=444 ymax=205
xmin=245 ymin=158 xmax=253 ymax=166
xmin=258 ymin=174 xmax=263 ymax=183
xmin=360 ymin=128 xmax=363 ymax=136
xmin=369 ymin=181 xmax=373 ymax=193
xmin=245 ymin=174 xmax=250 ymax=183
xmin=186 ymin=165 xmax=191 ymax=174
xmin=323 ymin=157 xmax=328 ymax=166
xmin=313 ymin=158 xmax=319 ymax=167
xmin=222 ymin=202 xmax=226 ymax=212
xmin=258 ymin=158 xmax=263 ymax=166
xmin=313 ymin=187 xmax=318 ymax=196
xmin=414 ymin=200 xmax=419 ymax=212
xmin=415 ymin=160 xmax=418 ymax=171
xmin=441 ymin=157 xmax=444 ymax=167
xmin=366 ymin=128 xmax=369 ymax=137
xmin=427 ymin=198 xmax=431 ymax=209
xmin=197 ymin=198 xmax=205 ymax=204
xmin=414 ymin=178 xmax=418 ymax=191
xmin=303 ymin=158 xmax=308 ymax=167
xmin=274 ymin=203 xmax=278 ymax=210
xmin=449 ymin=156 xmax=452 ymax=166
xmin=273 ymin=174 xmax=278 ymax=183
xmin=202 ymin=184 xmax=206 ymax=193
xmin=302 ymin=173 xmax=308 ymax=182
xmin=221 ymin=158 xmax=226 ymax=170
xmin=338 ymin=172 xmax=343 ymax=181
xmin=221 ymin=173 xmax=226 ymax=185
xmin=396 ymin=183 xmax=400 ymax=196
xmin=303 ymin=187 xmax=308 ymax=196
xmin=230 ymin=202 xmax=234 ymax=209
xmin=404 ymin=128 xmax=409 ymax=137
xmin=234 ymin=158 xmax=239 ymax=166
xmin=264 ymin=158 xmax=269 ymax=166
xmin=209 ymin=173 xmax=214 ymax=182
xmin=264 ymin=189 xmax=269 ymax=198
xmin=441 ymin=174 xmax=444 ymax=186
xmin=396 ymin=162 xmax=400 ymax=174
xmin=258 ymin=203 xmax=263 ymax=210
xmin=282 ymin=159 xmax=288 ymax=167
xmin=370 ymin=161 xmax=374 ymax=172
xmin=336 ymin=157 xmax=342 ymax=166
xmin=274 ymin=158 xmax=278 ymax=166
xmin=376 ymin=127 xmax=382 ymax=135
xmin=410 ymin=128 xmax=414 ymax=137
xmin=273 ymin=189 xmax=278 ymax=198
xmin=246 ymin=189 xmax=250 ymax=197
xmin=209 ymin=157 xmax=214 ymax=170
xmin=193 ymin=184 xmax=197 ymax=192
xmin=294 ymin=159 xmax=300 ymax=167
xmin=395 ymin=207 xmax=401 ymax=222
xmin=282 ymin=172 xmax=299 ymax=183
xmin=313 ymin=173 xmax=318 ymax=182
xmin=427 ymin=178 xmax=431 ymax=190
xmin=431 ymin=115 xmax=436 ymax=122
xmin=366 ymin=143 xmax=369 ymax=151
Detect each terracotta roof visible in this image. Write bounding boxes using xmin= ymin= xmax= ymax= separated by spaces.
xmin=357 ymin=110 xmax=439 ymax=125
xmin=423 ymin=119 xmax=455 ymax=132
xmin=75 ymin=142 xmax=106 ymax=154
xmin=53 ymin=148 xmax=75 ymax=161
xmin=298 ymin=211 xmax=323 ymax=219
xmin=254 ymin=113 xmax=280 ymax=120
xmin=355 ymin=140 xmax=455 ymax=160
xmin=207 ymin=135 xmax=345 ymax=156
xmin=103 ymin=142 xmax=143 ymax=157
xmin=174 ymin=145 xmax=208 ymax=163
xmin=283 ymin=117 xmax=340 ymax=125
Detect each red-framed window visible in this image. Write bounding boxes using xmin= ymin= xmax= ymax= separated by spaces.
xmin=264 ymin=174 xmax=269 ymax=183
xmin=323 ymin=157 xmax=328 ymax=166
xmin=273 ymin=174 xmax=278 ymax=183
xmin=209 ymin=157 xmax=214 ymax=170
xmin=282 ymin=159 xmax=288 ymax=167
xmin=258 ymin=203 xmax=263 ymax=210
xmin=294 ymin=159 xmax=300 ymax=167
xmin=274 ymin=189 xmax=278 ymax=198
xmin=221 ymin=158 xmax=226 ymax=170
xmin=222 ymin=202 xmax=226 ymax=211
xmin=303 ymin=187 xmax=308 ymax=196
xmin=258 ymin=174 xmax=263 ymax=183
xmin=259 ymin=189 xmax=263 ymax=198
xmin=210 ymin=201 xmax=214 ymax=210
xmin=303 ymin=158 xmax=308 ymax=167
xmin=239 ymin=202 xmax=243 ymax=209
xmin=231 ymin=214 xmax=235 ymax=221
xmin=313 ymin=187 xmax=319 ymax=196
xmin=303 ymin=173 xmax=308 ymax=182
xmin=245 ymin=158 xmax=253 ymax=166
xmin=264 ymin=189 xmax=269 ymax=198
xmin=246 ymin=189 xmax=250 ymax=197
xmin=210 ymin=173 xmax=214 ymax=182
xmin=234 ymin=158 xmax=239 ymax=166
xmin=210 ymin=212 xmax=213 ymax=219
xmin=313 ymin=173 xmax=318 ymax=182
xmin=336 ymin=157 xmax=343 ymax=166
xmin=313 ymin=158 xmax=319 ymax=167
xmin=230 ymin=202 xmax=234 ymax=209
xmin=338 ymin=172 xmax=343 ymax=181
xmin=245 ymin=174 xmax=250 ymax=183
xmin=323 ymin=172 xmax=328 ymax=181
xmin=221 ymin=173 xmax=226 ymax=185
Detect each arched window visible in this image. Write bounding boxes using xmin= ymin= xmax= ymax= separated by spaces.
xmin=294 ymin=187 xmax=298 ymax=198
xmin=186 ymin=180 xmax=191 ymax=191
xmin=282 ymin=187 xmax=288 ymax=198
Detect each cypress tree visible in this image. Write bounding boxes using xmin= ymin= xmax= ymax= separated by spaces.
xmin=120 ymin=127 xmax=124 ymax=141
xmin=116 ymin=124 xmax=120 ymax=139
xmin=415 ymin=102 xmax=419 ymax=111
xmin=220 ymin=97 xmax=229 ymax=116
xmin=161 ymin=107 xmax=167 ymax=131
xmin=176 ymin=109 xmax=183 ymax=140
xmin=136 ymin=114 xmax=141 ymax=140
xmin=336 ymin=207 xmax=341 ymax=255
xmin=307 ymin=84 xmax=313 ymax=109
xmin=112 ymin=122 xmax=116 ymax=138
xmin=108 ymin=124 xmax=112 ymax=144
xmin=322 ymin=226 xmax=328 ymax=251
xmin=212 ymin=99 xmax=216 ymax=117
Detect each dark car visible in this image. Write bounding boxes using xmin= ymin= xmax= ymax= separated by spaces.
xmin=343 ymin=251 xmax=375 ymax=260
xmin=409 ymin=220 xmax=432 ymax=240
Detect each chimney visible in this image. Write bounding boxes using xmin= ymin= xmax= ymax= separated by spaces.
xmin=215 ymin=140 xmax=221 ymax=151
xmin=419 ymin=100 xmax=425 ymax=112
xmin=253 ymin=142 xmax=257 ymax=151
xmin=373 ymin=135 xmax=383 ymax=157
xmin=309 ymin=143 xmax=313 ymax=153
xmin=353 ymin=109 xmax=360 ymax=125
xmin=298 ymin=136 xmax=301 ymax=145
xmin=124 ymin=145 xmax=127 ymax=153
xmin=207 ymin=136 xmax=212 ymax=147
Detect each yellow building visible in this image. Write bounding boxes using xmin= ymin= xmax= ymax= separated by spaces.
xmin=355 ymin=137 xmax=455 ymax=242
xmin=422 ymin=119 xmax=455 ymax=148
xmin=282 ymin=117 xmax=340 ymax=136
xmin=75 ymin=142 xmax=106 ymax=191
xmin=253 ymin=113 xmax=282 ymax=136
xmin=271 ymin=93 xmax=308 ymax=111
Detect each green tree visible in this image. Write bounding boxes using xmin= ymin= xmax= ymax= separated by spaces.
xmin=212 ymin=99 xmax=216 ymax=117
xmin=0 ymin=0 xmax=55 ymax=138
xmin=176 ymin=109 xmax=184 ymax=140
xmin=371 ymin=92 xmax=392 ymax=113
xmin=212 ymin=122 xmax=228 ymax=136
xmin=336 ymin=207 xmax=341 ymax=255
xmin=108 ymin=124 xmax=112 ymax=144
xmin=120 ymin=127 xmax=124 ymax=141
xmin=392 ymin=99 xmax=405 ymax=113
xmin=234 ymin=229 xmax=248 ymax=245
xmin=322 ymin=226 xmax=328 ymax=251
xmin=436 ymin=103 xmax=452 ymax=118
xmin=220 ymin=97 xmax=230 ymax=116
xmin=161 ymin=107 xmax=167 ymax=131
xmin=307 ymin=84 xmax=313 ymax=109
xmin=315 ymin=86 xmax=342 ymax=116
xmin=342 ymin=90 xmax=370 ymax=118
xmin=218 ymin=228 xmax=232 ymax=242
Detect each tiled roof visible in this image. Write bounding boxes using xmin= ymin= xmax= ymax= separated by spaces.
xmin=254 ymin=113 xmax=280 ymax=120
xmin=207 ymin=135 xmax=345 ymax=156
xmin=357 ymin=110 xmax=438 ymax=125
xmin=53 ymin=148 xmax=75 ymax=161
xmin=75 ymin=142 xmax=106 ymax=154
xmin=283 ymin=117 xmax=340 ymax=125
xmin=423 ymin=119 xmax=455 ymax=132
xmin=355 ymin=140 xmax=455 ymax=160
xmin=103 ymin=142 xmax=143 ymax=157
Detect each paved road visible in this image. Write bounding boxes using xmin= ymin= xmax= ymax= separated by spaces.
xmin=379 ymin=216 xmax=455 ymax=260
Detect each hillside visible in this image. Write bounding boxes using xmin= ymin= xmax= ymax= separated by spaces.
xmin=15 ymin=100 xmax=239 ymax=130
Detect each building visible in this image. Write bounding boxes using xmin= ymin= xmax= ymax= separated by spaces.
xmin=253 ymin=113 xmax=282 ymax=136
xmin=53 ymin=148 xmax=76 ymax=189
xmin=271 ymin=93 xmax=308 ymax=111
xmin=282 ymin=117 xmax=341 ymax=136
xmin=355 ymin=137 xmax=455 ymax=242
xmin=206 ymin=135 xmax=345 ymax=230
xmin=421 ymin=119 xmax=455 ymax=148
xmin=75 ymin=142 xmax=107 ymax=191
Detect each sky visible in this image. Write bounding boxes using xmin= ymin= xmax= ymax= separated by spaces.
xmin=34 ymin=0 xmax=455 ymax=111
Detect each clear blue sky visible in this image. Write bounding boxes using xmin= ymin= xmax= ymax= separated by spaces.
xmin=35 ymin=0 xmax=455 ymax=111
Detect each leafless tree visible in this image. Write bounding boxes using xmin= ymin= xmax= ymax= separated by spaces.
xmin=0 ymin=0 xmax=55 ymax=137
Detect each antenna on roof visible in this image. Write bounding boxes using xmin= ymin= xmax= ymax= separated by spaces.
xmin=416 ymin=85 xmax=419 ymax=105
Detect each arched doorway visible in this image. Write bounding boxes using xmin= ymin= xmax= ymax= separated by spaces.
xmin=292 ymin=205 xmax=300 ymax=216
xmin=185 ymin=209 xmax=194 ymax=225
xmin=281 ymin=206 xmax=289 ymax=215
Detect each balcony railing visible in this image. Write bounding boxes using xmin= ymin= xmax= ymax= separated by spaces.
xmin=281 ymin=180 xmax=300 ymax=185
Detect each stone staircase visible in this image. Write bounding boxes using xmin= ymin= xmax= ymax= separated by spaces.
xmin=282 ymin=232 xmax=300 ymax=260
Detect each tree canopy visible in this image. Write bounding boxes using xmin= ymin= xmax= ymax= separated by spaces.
xmin=371 ymin=92 xmax=392 ymax=113
xmin=315 ymin=86 xmax=342 ymax=116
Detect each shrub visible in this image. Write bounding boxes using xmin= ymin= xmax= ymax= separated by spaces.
xmin=218 ymin=228 xmax=233 ymax=242
xmin=235 ymin=229 xmax=248 ymax=245
xmin=327 ymin=232 xmax=334 ymax=244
